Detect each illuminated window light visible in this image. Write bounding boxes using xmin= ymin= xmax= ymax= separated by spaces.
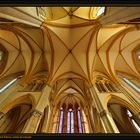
xmin=138 ymin=52 xmax=140 ymax=60
xmin=58 ymin=108 xmax=64 ymax=133
xmin=127 ymin=110 xmax=132 ymax=117
xmin=0 ymin=78 xmax=17 ymax=93
xmin=132 ymin=119 xmax=140 ymax=133
xmin=127 ymin=109 xmax=140 ymax=133
xmin=123 ymin=77 xmax=140 ymax=93
xmin=71 ymin=112 xmax=74 ymax=133
xmin=96 ymin=7 xmax=105 ymax=17
xmin=77 ymin=107 xmax=83 ymax=133
xmin=67 ymin=108 xmax=74 ymax=133
xmin=67 ymin=111 xmax=71 ymax=133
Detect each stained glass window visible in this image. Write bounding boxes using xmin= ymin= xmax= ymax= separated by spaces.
xmin=0 ymin=78 xmax=17 ymax=93
xmin=127 ymin=109 xmax=140 ymax=133
xmin=96 ymin=7 xmax=105 ymax=17
xmin=127 ymin=110 xmax=132 ymax=117
xmin=67 ymin=108 xmax=74 ymax=133
xmin=77 ymin=107 xmax=83 ymax=133
xmin=58 ymin=107 xmax=64 ymax=133
xmin=67 ymin=110 xmax=71 ymax=133
xmin=58 ymin=106 xmax=83 ymax=133
xmin=131 ymin=119 xmax=140 ymax=133
xmin=71 ymin=111 xmax=74 ymax=133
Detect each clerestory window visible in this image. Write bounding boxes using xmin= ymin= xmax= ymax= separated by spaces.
xmin=127 ymin=109 xmax=140 ymax=133
xmin=0 ymin=78 xmax=18 ymax=93
xmin=122 ymin=77 xmax=140 ymax=93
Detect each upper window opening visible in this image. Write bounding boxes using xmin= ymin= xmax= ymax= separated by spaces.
xmin=57 ymin=104 xmax=83 ymax=133
xmin=122 ymin=77 xmax=140 ymax=93
xmin=137 ymin=51 xmax=140 ymax=60
xmin=67 ymin=108 xmax=74 ymax=133
xmin=77 ymin=107 xmax=83 ymax=133
xmin=96 ymin=7 xmax=105 ymax=17
xmin=0 ymin=78 xmax=18 ymax=93
xmin=58 ymin=107 xmax=64 ymax=133
xmin=127 ymin=109 xmax=133 ymax=117
xmin=126 ymin=109 xmax=140 ymax=133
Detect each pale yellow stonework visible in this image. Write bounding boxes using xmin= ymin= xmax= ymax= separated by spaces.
xmin=0 ymin=7 xmax=140 ymax=133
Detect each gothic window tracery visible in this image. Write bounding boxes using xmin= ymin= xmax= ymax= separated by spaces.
xmin=77 ymin=107 xmax=83 ymax=133
xmin=57 ymin=103 xmax=83 ymax=133
xmin=126 ymin=109 xmax=140 ymax=133
xmin=95 ymin=78 xmax=117 ymax=93
xmin=67 ymin=108 xmax=74 ymax=133
xmin=58 ymin=107 xmax=64 ymax=133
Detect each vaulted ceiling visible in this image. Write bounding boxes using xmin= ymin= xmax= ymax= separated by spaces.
xmin=0 ymin=7 xmax=140 ymax=105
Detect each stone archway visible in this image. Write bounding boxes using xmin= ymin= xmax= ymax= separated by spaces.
xmin=107 ymin=96 xmax=140 ymax=133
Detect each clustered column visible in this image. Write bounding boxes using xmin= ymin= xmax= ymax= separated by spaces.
xmin=95 ymin=79 xmax=118 ymax=93
xmin=21 ymin=109 xmax=43 ymax=133
xmin=22 ymin=84 xmax=52 ymax=133
xmin=89 ymin=85 xmax=119 ymax=133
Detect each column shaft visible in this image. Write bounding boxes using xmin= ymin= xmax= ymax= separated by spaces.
xmin=117 ymin=84 xmax=140 ymax=109
xmin=90 ymin=86 xmax=119 ymax=133
xmin=41 ymin=107 xmax=49 ymax=133
xmin=74 ymin=108 xmax=78 ymax=133
xmin=62 ymin=108 xmax=67 ymax=133
xmin=21 ymin=110 xmax=43 ymax=133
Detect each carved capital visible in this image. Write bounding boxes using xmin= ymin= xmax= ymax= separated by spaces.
xmin=98 ymin=110 xmax=108 ymax=117
xmin=31 ymin=109 xmax=43 ymax=118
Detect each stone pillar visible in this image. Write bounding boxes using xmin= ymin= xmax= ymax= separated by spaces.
xmin=35 ymin=84 xmax=52 ymax=112
xmin=98 ymin=109 xmax=119 ymax=133
xmin=92 ymin=107 xmax=104 ymax=133
xmin=22 ymin=84 xmax=52 ymax=133
xmin=108 ymin=83 xmax=117 ymax=92
xmin=62 ymin=107 xmax=67 ymax=133
xmin=52 ymin=109 xmax=59 ymax=133
xmin=102 ymin=81 xmax=110 ymax=92
xmin=99 ymin=82 xmax=106 ymax=92
xmin=85 ymin=108 xmax=94 ymax=133
xmin=89 ymin=86 xmax=119 ymax=133
xmin=80 ymin=111 xmax=86 ymax=133
xmin=105 ymin=82 xmax=113 ymax=92
xmin=81 ymin=110 xmax=89 ymax=133
xmin=21 ymin=109 xmax=43 ymax=133
xmin=74 ymin=107 xmax=78 ymax=133
xmin=95 ymin=83 xmax=102 ymax=93
xmin=41 ymin=107 xmax=49 ymax=133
